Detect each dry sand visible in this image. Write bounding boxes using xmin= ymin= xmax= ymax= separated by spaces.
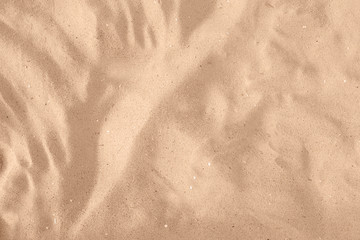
xmin=1 ymin=0 xmax=360 ymax=239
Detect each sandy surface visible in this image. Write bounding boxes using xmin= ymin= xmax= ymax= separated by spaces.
xmin=1 ymin=0 xmax=360 ymax=239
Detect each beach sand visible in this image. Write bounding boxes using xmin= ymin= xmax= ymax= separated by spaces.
xmin=1 ymin=0 xmax=360 ymax=239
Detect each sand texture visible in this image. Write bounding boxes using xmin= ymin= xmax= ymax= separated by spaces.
xmin=1 ymin=0 xmax=360 ymax=239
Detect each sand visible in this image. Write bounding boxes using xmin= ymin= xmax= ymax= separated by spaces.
xmin=1 ymin=0 xmax=360 ymax=239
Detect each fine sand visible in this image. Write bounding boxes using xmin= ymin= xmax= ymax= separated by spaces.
xmin=1 ymin=0 xmax=360 ymax=239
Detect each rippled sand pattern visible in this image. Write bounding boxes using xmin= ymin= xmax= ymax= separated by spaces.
xmin=1 ymin=0 xmax=360 ymax=239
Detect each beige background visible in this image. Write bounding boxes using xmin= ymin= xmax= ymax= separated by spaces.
xmin=1 ymin=0 xmax=360 ymax=239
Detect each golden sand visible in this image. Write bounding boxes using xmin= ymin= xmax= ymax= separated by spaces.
xmin=1 ymin=0 xmax=360 ymax=239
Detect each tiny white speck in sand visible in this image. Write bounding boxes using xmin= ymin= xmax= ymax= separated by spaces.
xmin=164 ymin=224 xmax=168 ymax=228
xmin=46 ymin=226 xmax=49 ymax=230
xmin=70 ymin=199 xmax=73 ymax=202
xmin=193 ymin=176 xmax=196 ymax=180
xmin=28 ymin=84 xmax=31 ymax=88
xmin=96 ymin=119 xmax=99 ymax=122
xmin=190 ymin=186 xmax=193 ymax=190
xmin=344 ymin=79 xmax=347 ymax=83
xmin=106 ymin=130 xmax=110 ymax=133
xmin=208 ymin=162 xmax=211 ymax=166
xmin=302 ymin=25 xmax=307 ymax=29
xmin=54 ymin=218 xmax=57 ymax=224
